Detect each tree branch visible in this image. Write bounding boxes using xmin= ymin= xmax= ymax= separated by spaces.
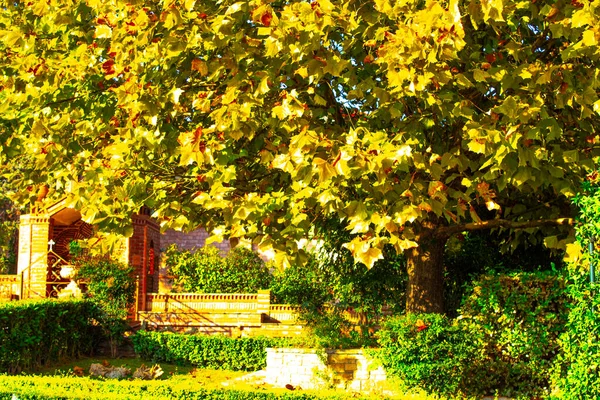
xmin=438 ymin=217 xmax=574 ymax=238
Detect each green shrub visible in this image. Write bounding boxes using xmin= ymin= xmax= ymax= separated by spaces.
xmin=444 ymin=231 xmax=563 ymax=317
xmin=549 ymin=176 xmax=600 ymax=399
xmin=270 ymin=239 xmax=405 ymax=349
xmin=132 ymin=331 xmax=287 ymax=371
xmin=167 ymin=245 xmax=271 ymax=293
xmin=72 ymin=256 xmax=136 ymax=357
xmin=376 ymin=313 xmax=484 ymax=398
xmin=459 ymin=271 xmax=569 ymax=398
xmin=551 ymin=276 xmax=600 ymax=399
xmin=0 ymin=375 xmax=365 ymax=400
xmin=0 ymin=299 xmax=99 ymax=373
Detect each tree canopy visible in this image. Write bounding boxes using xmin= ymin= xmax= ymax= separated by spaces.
xmin=1 ymin=0 xmax=599 ymax=311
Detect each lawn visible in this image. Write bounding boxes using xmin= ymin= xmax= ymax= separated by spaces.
xmin=0 ymin=357 xmax=436 ymax=400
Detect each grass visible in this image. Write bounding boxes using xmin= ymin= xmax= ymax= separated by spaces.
xmin=0 ymin=356 xmax=440 ymax=400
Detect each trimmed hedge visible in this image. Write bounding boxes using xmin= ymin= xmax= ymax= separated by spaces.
xmin=0 ymin=375 xmax=364 ymax=400
xmin=0 ymin=299 xmax=99 ymax=373
xmin=132 ymin=331 xmax=288 ymax=371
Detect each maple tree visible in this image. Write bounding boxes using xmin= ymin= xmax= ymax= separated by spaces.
xmin=1 ymin=0 xmax=599 ymax=312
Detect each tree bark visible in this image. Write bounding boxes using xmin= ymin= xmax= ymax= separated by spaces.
xmin=405 ymin=235 xmax=448 ymax=314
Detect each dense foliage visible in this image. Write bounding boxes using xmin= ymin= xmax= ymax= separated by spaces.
xmin=270 ymin=251 xmax=405 ymax=348
xmin=377 ymin=313 xmax=482 ymax=398
xmin=1 ymin=0 xmax=595 ymax=312
xmin=444 ymin=231 xmax=564 ymax=315
xmin=0 ymin=375 xmax=367 ymax=400
xmin=460 ymin=271 xmax=568 ymax=397
xmin=550 ymin=179 xmax=600 ymax=399
xmin=166 ymin=245 xmax=271 ymax=293
xmin=0 ymin=299 xmax=99 ymax=373
xmin=72 ymin=256 xmax=135 ymax=356
xmin=378 ymin=271 xmax=570 ymax=398
xmin=551 ymin=277 xmax=600 ymax=399
xmin=132 ymin=331 xmax=287 ymax=371
xmin=0 ymin=200 xmax=18 ymax=274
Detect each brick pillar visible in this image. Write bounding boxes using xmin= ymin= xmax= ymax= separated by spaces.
xmin=17 ymin=214 xmax=50 ymax=299
xmin=129 ymin=212 xmax=161 ymax=312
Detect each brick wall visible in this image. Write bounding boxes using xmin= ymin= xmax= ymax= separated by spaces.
xmin=161 ymin=228 xmax=231 ymax=254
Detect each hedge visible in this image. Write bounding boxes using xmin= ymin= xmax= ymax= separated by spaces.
xmin=132 ymin=331 xmax=289 ymax=371
xmin=0 ymin=299 xmax=99 ymax=373
xmin=0 ymin=375 xmax=363 ymax=400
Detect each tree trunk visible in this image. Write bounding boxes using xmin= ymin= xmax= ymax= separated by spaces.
xmin=405 ymin=235 xmax=447 ymax=314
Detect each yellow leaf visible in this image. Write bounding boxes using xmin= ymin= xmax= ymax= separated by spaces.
xmin=564 ymin=242 xmax=582 ymax=264
xmin=468 ymin=139 xmax=486 ymax=154
xmin=94 ymin=25 xmax=112 ymax=39
xmin=257 ymin=76 xmax=270 ymax=95
xmin=486 ymin=200 xmax=500 ymax=211
xmin=571 ymin=9 xmax=592 ymax=28
xmin=313 ymin=157 xmax=337 ymax=182
xmin=296 ymin=67 xmax=308 ymax=78
xmin=343 ymin=237 xmax=383 ymax=269
xmin=473 ymin=69 xmax=487 ymax=82
xmin=582 ymin=29 xmax=597 ymax=46
xmin=222 ymin=87 xmax=237 ymax=105
xmin=184 ymin=0 xmax=196 ymax=12
xmin=272 ymin=105 xmax=287 ymax=120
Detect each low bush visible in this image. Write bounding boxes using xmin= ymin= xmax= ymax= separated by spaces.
xmin=377 ymin=272 xmax=570 ymax=398
xmin=460 ymin=271 xmax=568 ymax=398
xmin=167 ymin=245 xmax=271 ymax=294
xmin=0 ymin=375 xmax=367 ymax=400
xmin=0 ymin=299 xmax=99 ymax=373
xmin=132 ymin=331 xmax=287 ymax=371
xmin=72 ymin=256 xmax=136 ymax=357
xmin=551 ymin=276 xmax=600 ymax=399
xmin=377 ymin=313 xmax=484 ymax=398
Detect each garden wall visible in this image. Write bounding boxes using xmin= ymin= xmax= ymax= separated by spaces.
xmin=264 ymin=348 xmax=387 ymax=392
xmin=137 ymin=291 xmax=305 ymax=337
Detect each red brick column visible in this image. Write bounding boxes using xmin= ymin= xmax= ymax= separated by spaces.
xmin=129 ymin=213 xmax=160 ymax=312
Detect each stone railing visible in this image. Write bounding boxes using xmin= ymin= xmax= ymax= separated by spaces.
xmin=137 ymin=290 xmax=394 ymax=337
xmin=144 ymin=292 xmax=265 ymax=313
xmin=267 ymin=304 xmax=301 ymax=323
